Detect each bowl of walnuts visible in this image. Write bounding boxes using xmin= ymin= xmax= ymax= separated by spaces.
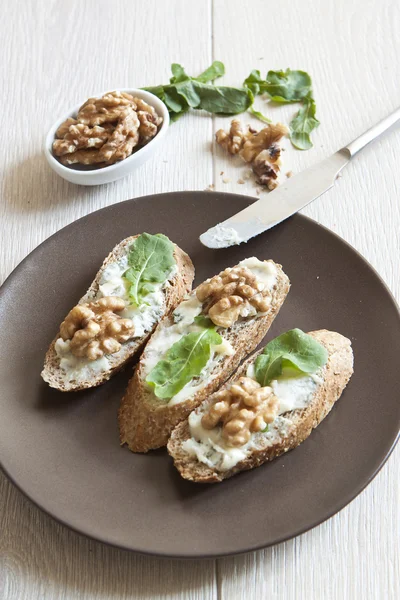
xmin=45 ymin=89 xmax=169 ymax=186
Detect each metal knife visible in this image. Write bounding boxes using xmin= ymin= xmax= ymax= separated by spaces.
xmin=200 ymin=107 xmax=400 ymax=249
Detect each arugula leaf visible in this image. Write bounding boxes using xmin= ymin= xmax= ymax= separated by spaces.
xmin=193 ymin=315 xmax=215 ymax=328
xmin=146 ymin=326 xmax=222 ymax=400
xmin=124 ymin=233 xmax=175 ymax=306
xmin=174 ymin=80 xmax=201 ymax=107
xmin=263 ymin=69 xmax=312 ymax=103
xmin=192 ymin=82 xmax=253 ymax=114
xmin=145 ymin=63 xmax=319 ymax=149
xmin=195 ymin=60 xmax=225 ymax=83
xmin=249 ymin=106 xmax=272 ymax=124
xmin=170 ymin=63 xmax=190 ymax=84
xmin=142 ymin=62 xmax=253 ymax=119
xmin=254 ymin=329 xmax=328 ymax=387
xmin=243 ymin=69 xmax=268 ymax=96
xmin=243 ymin=68 xmax=312 ymax=103
xmin=289 ymin=96 xmax=320 ymax=150
xmin=243 ymin=68 xmax=318 ymax=149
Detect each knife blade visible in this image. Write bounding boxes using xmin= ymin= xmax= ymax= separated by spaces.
xmin=200 ymin=149 xmax=350 ymax=249
xmin=199 ymin=106 xmax=400 ymax=249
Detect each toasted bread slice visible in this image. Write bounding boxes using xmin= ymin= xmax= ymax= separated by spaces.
xmin=41 ymin=236 xmax=194 ymax=392
xmin=168 ymin=330 xmax=353 ymax=482
xmin=119 ymin=259 xmax=290 ymax=452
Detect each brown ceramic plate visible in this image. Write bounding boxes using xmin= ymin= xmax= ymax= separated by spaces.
xmin=0 ymin=192 xmax=399 ymax=558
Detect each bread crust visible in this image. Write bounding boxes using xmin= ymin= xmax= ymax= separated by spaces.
xmin=167 ymin=330 xmax=354 ymax=482
xmin=119 ymin=263 xmax=290 ymax=452
xmin=41 ymin=236 xmax=194 ymax=392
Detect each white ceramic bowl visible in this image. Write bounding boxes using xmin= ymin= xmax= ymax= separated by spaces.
xmin=44 ymin=89 xmax=169 ymax=186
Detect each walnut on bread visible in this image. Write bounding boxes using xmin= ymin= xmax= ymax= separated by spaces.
xmin=196 ymin=266 xmax=271 ymax=328
xmin=201 ymin=376 xmax=279 ymax=447
xmin=59 ymin=296 xmax=135 ymax=361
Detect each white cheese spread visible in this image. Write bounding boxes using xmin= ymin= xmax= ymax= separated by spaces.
xmin=238 ymin=257 xmax=277 ymax=291
xmin=55 ymin=338 xmax=110 ymax=383
xmin=200 ymin=224 xmax=245 ymax=249
xmin=173 ymin=295 xmax=203 ymax=329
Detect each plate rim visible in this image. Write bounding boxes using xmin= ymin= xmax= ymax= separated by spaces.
xmin=1 ymin=191 xmax=399 ymax=559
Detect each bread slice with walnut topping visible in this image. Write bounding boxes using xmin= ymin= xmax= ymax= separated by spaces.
xmin=119 ymin=258 xmax=290 ymax=453
xmin=41 ymin=235 xmax=194 ymax=392
xmin=168 ymin=330 xmax=354 ymax=483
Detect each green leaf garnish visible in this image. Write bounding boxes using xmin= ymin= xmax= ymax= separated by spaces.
xmin=195 ymin=60 xmax=225 ymax=83
xmin=289 ymin=96 xmax=320 ymax=150
xmin=254 ymin=329 xmax=328 ymax=388
xmin=243 ymin=69 xmax=269 ymax=96
xmin=262 ymin=69 xmax=312 ymax=103
xmin=261 ymin=424 xmax=269 ymax=433
xmin=124 ymin=233 xmax=175 ymax=306
xmin=248 ymin=106 xmax=272 ymax=124
xmin=146 ymin=325 xmax=222 ymax=400
xmin=193 ymin=314 xmax=215 ymax=328
xmin=142 ymin=62 xmax=253 ymax=119
xmin=170 ymin=63 xmax=190 ymax=84
xmin=243 ymin=68 xmax=318 ymax=150
xmin=144 ymin=63 xmax=320 ymax=151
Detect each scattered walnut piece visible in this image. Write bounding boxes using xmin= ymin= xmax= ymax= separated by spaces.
xmin=252 ymin=149 xmax=280 ymax=190
xmin=215 ymin=119 xmax=252 ymax=154
xmin=53 ymin=91 xmax=162 ymax=167
xmin=59 ymin=296 xmax=135 ymax=361
xmin=215 ymin=120 xmax=288 ymax=190
xmin=237 ymin=178 xmax=245 ymax=184
xmin=196 ymin=265 xmax=271 ymax=328
xmin=201 ymin=376 xmax=279 ymax=447
xmin=239 ymin=123 xmax=288 ymax=163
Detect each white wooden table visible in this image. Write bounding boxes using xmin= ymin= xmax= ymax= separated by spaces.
xmin=1 ymin=1 xmax=399 ymax=598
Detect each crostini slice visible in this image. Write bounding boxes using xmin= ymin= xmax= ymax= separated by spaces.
xmin=168 ymin=329 xmax=354 ymax=482
xmin=119 ymin=257 xmax=290 ymax=452
xmin=41 ymin=233 xmax=194 ymax=392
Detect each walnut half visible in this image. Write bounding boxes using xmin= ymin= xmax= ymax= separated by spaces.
xmin=201 ymin=376 xmax=279 ymax=447
xmin=59 ymin=296 xmax=135 ymax=361
xmin=196 ymin=266 xmax=271 ymax=328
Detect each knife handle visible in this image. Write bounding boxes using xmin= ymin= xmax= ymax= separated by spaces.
xmin=344 ymin=107 xmax=400 ymax=157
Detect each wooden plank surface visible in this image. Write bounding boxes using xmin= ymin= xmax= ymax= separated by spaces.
xmin=0 ymin=1 xmax=398 ymax=599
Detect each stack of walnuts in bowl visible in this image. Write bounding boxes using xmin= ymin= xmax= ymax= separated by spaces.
xmin=52 ymin=91 xmax=163 ymax=168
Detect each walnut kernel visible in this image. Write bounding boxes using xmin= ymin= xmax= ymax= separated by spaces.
xmin=60 ymin=296 xmax=135 ymax=361
xmin=239 ymin=123 xmax=288 ymax=163
xmin=215 ymin=119 xmax=252 ymax=154
xmin=196 ymin=266 xmax=271 ymax=328
xmin=201 ymin=376 xmax=279 ymax=446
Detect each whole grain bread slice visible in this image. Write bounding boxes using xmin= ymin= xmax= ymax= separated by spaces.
xmin=167 ymin=329 xmax=354 ymax=482
xmin=119 ymin=261 xmax=290 ymax=453
xmin=41 ymin=236 xmax=194 ymax=392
